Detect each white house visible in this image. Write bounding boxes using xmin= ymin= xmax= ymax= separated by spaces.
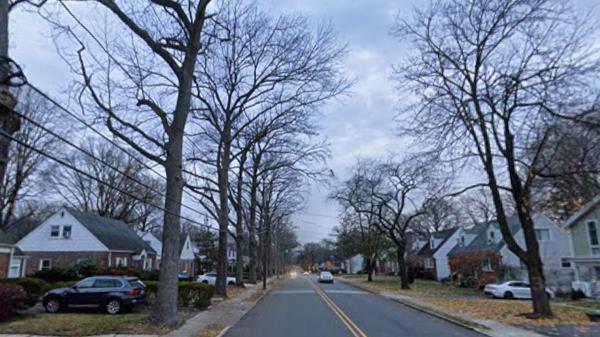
xmin=415 ymin=227 xmax=461 ymax=280
xmin=17 ymin=208 xmax=157 ymax=274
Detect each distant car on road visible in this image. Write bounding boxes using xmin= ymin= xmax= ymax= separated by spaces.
xmin=43 ymin=276 xmax=146 ymax=314
xmin=197 ymin=272 xmax=236 ymax=285
xmin=318 ymin=271 xmax=334 ymax=283
xmin=484 ymin=281 xmax=554 ymax=299
xmin=303 ymin=271 xmax=310 ymax=275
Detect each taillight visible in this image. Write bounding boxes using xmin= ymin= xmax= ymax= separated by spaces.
xmin=128 ymin=288 xmax=141 ymax=296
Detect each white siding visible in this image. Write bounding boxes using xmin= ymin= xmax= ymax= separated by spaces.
xmin=137 ymin=231 xmax=162 ymax=259
xmin=17 ymin=209 xmax=108 ymax=252
xmin=180 ymin=235 xmax=195 ymax=260
xmin=433 ymin=229 xmax=461 ymax=280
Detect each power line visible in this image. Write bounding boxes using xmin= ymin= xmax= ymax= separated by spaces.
xmin=0 ymin=126 xmax=216 ymax=231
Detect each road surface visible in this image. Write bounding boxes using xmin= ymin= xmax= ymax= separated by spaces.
xmin=224 ymin=275 xmax=485 ymax=337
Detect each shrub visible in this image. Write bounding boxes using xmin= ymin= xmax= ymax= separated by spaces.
xmin=0 ymin=283 xmax=26 ymax=322
xmin=73 ymin=260 xmax=98 ymax=277
xmin=0 ymin=278 xmax=49 ymax=307
xmin=33 ymin=267 xmax=79 ymax=283
xmin=97 ymin=267 xmax=141 ymax=277
xmin=139 ymin=270 xmax=160 ymax=281
xmin=144 ymin=281 xmax=214 ymax=309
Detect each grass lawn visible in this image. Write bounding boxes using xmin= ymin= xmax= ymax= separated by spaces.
xmin=339 ymin=274 xmax=481 ymax=297
xmin=0 ymin=311 xmax=170 ymax=336
xmin=340 ymin=275 xmax=600 ymax=328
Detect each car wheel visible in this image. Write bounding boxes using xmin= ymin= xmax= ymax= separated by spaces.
xmin=503 ymin=291 xmax=514 ymax=299
xmin=545 ymin=291 xmax=552 ymax=299
xmin=202 ymin=280 xmax=209 ymax=284
xmin=228 ymin=281 xmax=235 ymax=286
xmin=105 ymin=299 xmax=122 ymax=315
xmin=44 ymin=297 xmax=61 ymax=313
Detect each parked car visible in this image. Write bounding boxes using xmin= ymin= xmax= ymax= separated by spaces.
xmin=178 ymin=271 xmax=193 ymax=281
xmin=42 ymin=276 xmax=146 ymax=314
xmin=318 ymin=271 xmax=334 ymax=283
xmin=484 ymin=281 xmax=554 ymax=299
xmin=197 ymin=272 xmax=237 ymax=285
xmin=303 ymin=271 xmax=310 ymax=275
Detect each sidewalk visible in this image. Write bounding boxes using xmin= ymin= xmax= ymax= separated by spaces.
xmin=339 ymin=278 xmax=548 ymax=337
xmin=165 ymin=279 xmax=275 ymax=337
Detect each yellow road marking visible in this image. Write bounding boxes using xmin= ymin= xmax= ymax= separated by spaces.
xmin=307 ymin=279 xmax=368 ymax=337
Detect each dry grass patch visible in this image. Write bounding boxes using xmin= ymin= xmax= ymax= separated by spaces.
xmin=196 ymin=323 xmax=227 ymax=337
xmin=422 ymin=297 xmax=598 ymax=328
xmin=0 ymin=311 xmax=170 ymax=336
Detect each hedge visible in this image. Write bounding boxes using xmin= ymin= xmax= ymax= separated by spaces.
xmin=0 ymin=283 xmax=26 ymax=322
xmin=144 ymin=281 xmax=214 ymax=309
xmin=0 ymin=278 xmax=48 ymax=307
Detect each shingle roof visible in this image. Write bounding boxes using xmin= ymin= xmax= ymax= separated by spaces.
xmin=448 ymin=215 xmax=522 ymax=256
xmin=0 ymin=230 xmax=15 ymax=245
xmin=563 ymin=195 xmax=600 ymax=229
xmin=67 ymin=208 xmax=156 ymax=254
xmin=416 ymin=227 xmax=459 ymax=257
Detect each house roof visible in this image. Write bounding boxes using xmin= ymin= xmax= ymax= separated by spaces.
xmin=416 ymin=227 xmax=459 ymax=257
xmin=563 ymin=195 xmax=600 ymax=229
xmin=448 ymin=215 xmax=522 ymax=256
xmin=67 ymin=208 xmax=156 ymax=254
xmin=0 ymin=230 xmax=15 ymax=246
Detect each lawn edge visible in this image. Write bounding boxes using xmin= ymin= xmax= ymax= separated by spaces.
xmin=337 ymin=277 xmax=493 ymax=336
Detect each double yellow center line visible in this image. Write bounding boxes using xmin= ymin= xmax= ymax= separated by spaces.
xmin=307 ymin=279 xmax=368 ymax=337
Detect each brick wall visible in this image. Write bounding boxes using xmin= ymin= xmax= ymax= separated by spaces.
xmin=24 ymin=251 xmax=109 ymax=275
xmin=0 ymin=253 xmax=8 ymax=279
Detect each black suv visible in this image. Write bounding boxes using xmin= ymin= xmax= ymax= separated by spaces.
xmin=43 ymin=276 xmax=146 ymax=314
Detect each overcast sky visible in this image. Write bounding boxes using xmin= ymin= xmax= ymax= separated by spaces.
xmin=9 ymin=0 xmax=598 ymax=244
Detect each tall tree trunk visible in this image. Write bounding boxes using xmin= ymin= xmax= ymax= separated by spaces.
xmin=150 ymin=140 xmax=184 ymax=327
xmin=396 ymin=242 xmax=409 ymax=290
xmin=522 ymin=216 xmax=553 ymax=317
xmin=234 ymin=154 xmax=246 ymax=286
xmin=365 ymin=257 xmax=373 ymax=282
xmin=247 ymin=170 xmax=259 ymax=283
xmin=216 ymin=125 xmax=231 ymax=296
xmin=262 ymin=211 xmax=270 ymax=290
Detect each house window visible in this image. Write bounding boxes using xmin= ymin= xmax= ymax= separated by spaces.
xmin=424 ymin=258 xmax=434 ymax=269
xmin=50 ymin=225 xmax=60 ymax=237
xmin=488 ymin=231 xmax=495 ymax=244
xmin=481 ymin=258 xmax=494 ymax=272
xmin=458 ymin=236 xmax=465 ymax=247
xmin=430 ymin=237 xmax=435 ymax=249
xmin=588 ymin=221 xmax=599 ymax=247
xmin=39 ymin=259 xmax=51 ymax=271
xmin=62 ymin=225 xmax=72 ymax=238
xmin=560 ymin=258 xmax=571 ymax=268
xmin=534 ymin=229 xmax=551 ymax=241
xmin=116 ymin=257 xmax=128 ymax=267
xmin=187 ymin=241 xmax=190 ymax=250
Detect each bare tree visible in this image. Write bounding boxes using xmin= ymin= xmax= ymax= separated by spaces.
xmin=334 ymin=157 xmax=438 ymax=289
xmin=0 ymin=88 xmax=55 ymax=230
xmin=395 ymin=0 xmax=600 ymax=317
xmin=187 ymin=0 xmax=347 ymax=296
xmin=45 ymin=140 xmax=163 ymax=226
xmin=51 ymin=0 xmax=212 ymax=326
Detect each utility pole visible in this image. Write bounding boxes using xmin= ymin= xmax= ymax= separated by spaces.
xmin=0 ymin=0 xmax=22 ymax=215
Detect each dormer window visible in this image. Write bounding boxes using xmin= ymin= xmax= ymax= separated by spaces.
xmin=430 ymin=237 xmax=435 ymax=249
xmin=458 ymin=236 xmax=465 ymax=247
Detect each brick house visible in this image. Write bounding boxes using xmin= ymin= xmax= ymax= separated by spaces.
xmin=16 ymin=208 xmax=157 ymax=275
xmin=0 ymin=230 xmax=28 ymax=278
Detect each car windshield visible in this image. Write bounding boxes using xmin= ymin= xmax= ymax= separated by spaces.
xmin=18 ymin=0 xmax=589 ymax=335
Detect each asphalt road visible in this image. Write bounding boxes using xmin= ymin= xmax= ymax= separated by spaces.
xmin=224 ymin=275 xmax=486 ymax=337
